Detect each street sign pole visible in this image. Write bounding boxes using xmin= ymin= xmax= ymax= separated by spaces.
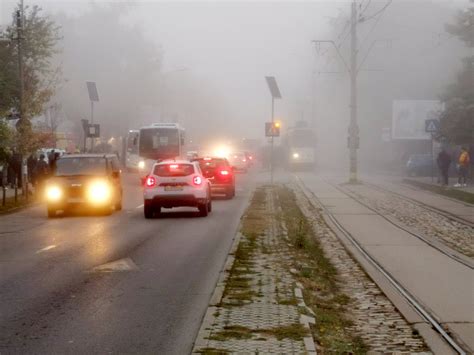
xmin=271 ymin=96 xmax=274 ymax=184
xmin=90 ymin=101 xmax=94 ymax=151
xmin=265 ymin=76 xmax=281 ymax=185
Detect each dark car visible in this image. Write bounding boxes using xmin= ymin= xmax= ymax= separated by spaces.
xmin=193 ymin=157 xmax=235 ymax=199
xmin=406 ymin=154 xmax=435 ymax=177
xmin=44 ymin=154 xmax=123 ymax=217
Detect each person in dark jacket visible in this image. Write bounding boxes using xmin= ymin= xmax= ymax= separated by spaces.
xmin=35 ymin=154 xmax=50 ymax=194
xmin=437 ymin=148 xmax=451 ymax=186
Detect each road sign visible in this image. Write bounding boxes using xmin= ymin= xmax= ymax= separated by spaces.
xmin=86 ymin=124 xmax=100 ymax=138
xmin=86 ymin=81 xmax=99 ymax=102
xmin=265 ymin=122 xmax=280 ymax=137
xmin=425 ymin=119 xmax=439 ymax=133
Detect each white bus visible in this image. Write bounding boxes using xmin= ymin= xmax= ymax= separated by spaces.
xmin=136 ymin=123 xmax=186 ymax=179
xmin=125 ymin=130 xmax=140 ymax=171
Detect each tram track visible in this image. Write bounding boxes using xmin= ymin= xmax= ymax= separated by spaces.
xmin=294 ymin=175 xmax=470 ymax=355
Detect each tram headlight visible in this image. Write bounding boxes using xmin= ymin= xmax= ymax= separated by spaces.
xmin=292 ymin=152 xmax=300 ymax=159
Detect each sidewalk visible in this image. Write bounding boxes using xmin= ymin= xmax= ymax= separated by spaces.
xmin=404 ymin=176 xmax=474 ymax=193
xmin=403 ymin=176 xmax=474 ymax=205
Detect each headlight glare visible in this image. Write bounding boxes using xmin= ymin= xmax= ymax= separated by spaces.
xmin=292 ymin=153 xmax=300 ymax=159
xmin=87 ymin=181 xmax=111 ymax=204
xmin=138 ymin=161 xmax=145 ymax=170
xmin=46 ymin=185 xmax=62 ymax=202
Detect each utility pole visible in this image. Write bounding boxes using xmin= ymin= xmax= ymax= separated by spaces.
xmin=348 ymin=0 xmax=359 ymax=183
xmin=16 ymin=1 xmax=27 ymax=197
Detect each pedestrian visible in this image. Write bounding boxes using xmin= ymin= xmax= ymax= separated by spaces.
xmin=27 ymin=153 xmax=38 ymax=187
xmin=436 ymin=148 xmax=451 ymax=186
xmin=48 ymin=149 xmax=55 ymax=166
xmin=454 ymin=147 xmax=470 ymax=187
xmin=34 ymin=154 xmax=50 ymax=195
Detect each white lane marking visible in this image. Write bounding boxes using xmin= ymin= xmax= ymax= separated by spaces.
xmin=89 ymin=257 xmax=139 ymax=273
xmin=36 ymin=244 xmax=57 ymax=254
xmin=136 ymin=204 xmax=144 ymax=209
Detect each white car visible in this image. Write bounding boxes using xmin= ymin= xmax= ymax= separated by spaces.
xmin=143 ymin=160 xmax=212 ymax=218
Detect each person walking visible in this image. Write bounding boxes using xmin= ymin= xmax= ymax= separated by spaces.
xmin=34 ymin=154 xmax=50 ymax=195
xmin=437 ymin=149 xmax=451 ymax=186
xmin=454 ymin=147 xmax=470 ymax=187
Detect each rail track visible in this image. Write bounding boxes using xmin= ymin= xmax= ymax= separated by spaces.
xmin=315 ymin=178 xmax=473 ymax=268
xmin=362 ymin=180 xmax=474 ymax=228
xmin=294 ymin=175 xmax=469 ymax=355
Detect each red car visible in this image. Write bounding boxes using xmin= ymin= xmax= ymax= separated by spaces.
xmin=193 ymin=157 xmax=235 ymax=199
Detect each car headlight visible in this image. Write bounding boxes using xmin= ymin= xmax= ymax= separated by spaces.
xmin=87 ymin=181 xmax=111 ymax=204
xmin=45 ymin=185 xmax=62 ymax=202
xmin=292 ymin=153 xmax=300 ymax=159
xmin=138 ymin=161 xmax=145 ymax=170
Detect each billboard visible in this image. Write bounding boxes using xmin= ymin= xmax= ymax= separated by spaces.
xmin=392 ymin=100 xmax=442 ymax=140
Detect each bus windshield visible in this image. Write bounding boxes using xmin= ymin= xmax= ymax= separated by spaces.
xmin=288 ymin=130 xmax=315 ymax=148
xmin=139 ymin=128 xmax=180 ymax=160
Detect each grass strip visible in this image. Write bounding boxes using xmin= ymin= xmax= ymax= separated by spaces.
xmin=275 ymin=186 xmax=369 ymax=354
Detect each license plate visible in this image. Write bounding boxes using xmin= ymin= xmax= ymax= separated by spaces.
xmin=68 ymin=198 xmax=84 ymax=203
xmin=164 ymin=186 xmax=183 ymax=191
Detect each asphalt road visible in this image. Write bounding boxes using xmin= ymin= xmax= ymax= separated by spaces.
xmin=0 ymin=172 xmax=256 ymax=354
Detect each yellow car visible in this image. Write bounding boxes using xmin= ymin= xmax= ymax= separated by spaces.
xmin=44 ymin=154 xmax=123 ymax=217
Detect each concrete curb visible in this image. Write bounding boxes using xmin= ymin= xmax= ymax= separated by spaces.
xmin=192 ymin=232 xmax=242 ymax=351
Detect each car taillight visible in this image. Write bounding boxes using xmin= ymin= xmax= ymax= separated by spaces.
xmin=145 ymin=176 xmax=156 ymax=187
xmin=220 ymin=170 xmax=230 ymax=176
xmin=193 ymin=176 xmax=202 ymax=185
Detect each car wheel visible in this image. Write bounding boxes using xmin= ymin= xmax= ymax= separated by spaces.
xmin=144 ymin=204 xmax=154 ymax=219
xmin=198 ymin=203 xmax=208 ymax=217
xmin=47 ymin=207 xmax=56 ymax=218
xmin=207 ymin=199 xmax=212 ymax=212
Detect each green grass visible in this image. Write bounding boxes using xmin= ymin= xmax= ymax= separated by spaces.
xmin=275 ymin=186 xmax=369 ymax=354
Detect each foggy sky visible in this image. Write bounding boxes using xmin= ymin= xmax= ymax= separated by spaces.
xmin=1 ymin=0 xmax=470 ymax=159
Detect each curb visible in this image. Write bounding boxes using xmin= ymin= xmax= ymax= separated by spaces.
xmin=192 ymin=232 xmax=242 ymax=351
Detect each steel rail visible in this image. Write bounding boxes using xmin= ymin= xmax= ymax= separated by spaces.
xmin=294 ymin=176 xmax=468 ymax=355
xmin=317 ymin=179 xmax=473 ymax=269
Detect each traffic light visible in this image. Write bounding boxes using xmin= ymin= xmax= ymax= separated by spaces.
xmin=272 ymin=121 xmax=281 ymax=136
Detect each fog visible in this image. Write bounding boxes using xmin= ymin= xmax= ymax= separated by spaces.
xmin=1 ymin=0 xmax=471 ymax=170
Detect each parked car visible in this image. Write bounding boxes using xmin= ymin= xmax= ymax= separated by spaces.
xmin=193 ymin=157 xmax=235 ymax=199
xmin=406 ymin=154 xmax=434 ymax=177
xmin=143 ymin=160 xmax=212 ymax=218
xmin=44 ymin=154 xmax=123 ymax=217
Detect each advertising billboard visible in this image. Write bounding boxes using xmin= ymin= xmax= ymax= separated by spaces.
xmin=392 ymin=100 xmax=442 ymax=140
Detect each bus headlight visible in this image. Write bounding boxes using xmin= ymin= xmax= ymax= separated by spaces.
xmin=87 ymin=181 xmax=111 ymax=204
xmin=138 ymin=161 xmax=145 ymax=170
xmin=45 ymin=185 xmax=62 ymax=202
xmin=292 ymin=153 xmax=300 ymax=159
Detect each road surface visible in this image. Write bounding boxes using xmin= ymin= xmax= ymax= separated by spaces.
xmin=0 ymin=172 xmax=255 ymax=354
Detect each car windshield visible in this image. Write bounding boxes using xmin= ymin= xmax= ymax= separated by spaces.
xmin=55 ymin=157 xmax=106 ymax=176
xmin=154 ymin=163 xmax=194 ymax=177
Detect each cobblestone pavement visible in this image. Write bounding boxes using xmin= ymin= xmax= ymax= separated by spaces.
xmin=344 ymin=183 xmax=473 ymax=258
xmin=193 ymin=188 xmax=315 ymax=354
xmin=292 ymin=184 xmax=431 ymax=354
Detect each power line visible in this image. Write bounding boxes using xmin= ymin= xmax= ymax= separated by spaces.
xmin=359 ymin=0 xmax=392 ymax=23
